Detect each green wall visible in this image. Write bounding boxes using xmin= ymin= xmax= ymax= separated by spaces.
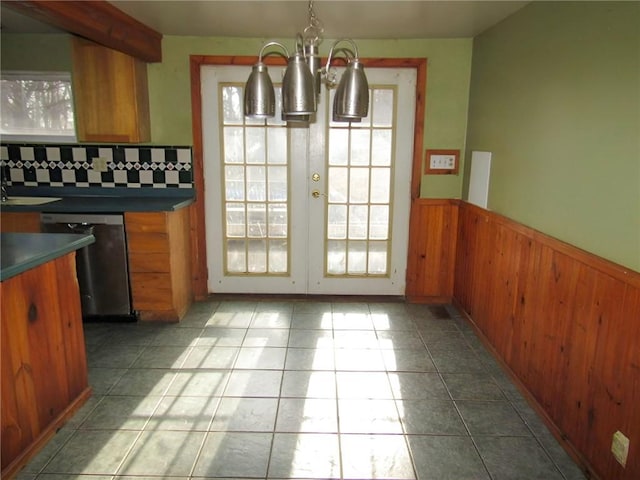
xmin=0 ymin=33 xmax=472 ymax=200
xmin=464 ymin=1 xmax=640 ymax=271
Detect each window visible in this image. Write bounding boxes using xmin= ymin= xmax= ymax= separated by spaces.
xmin=1 ymin=71 xmax=76 ymax=142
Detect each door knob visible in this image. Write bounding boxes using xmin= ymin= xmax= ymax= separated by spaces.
xmin=312 ymin=190 xmax=327 ymax=198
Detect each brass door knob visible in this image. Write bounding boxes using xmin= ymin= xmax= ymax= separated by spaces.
xmin=312 ymin=190 xmax=327 ymax=198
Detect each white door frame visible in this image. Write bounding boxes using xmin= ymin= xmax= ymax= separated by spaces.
xmin=200 ymin=64 xmax=417 ymax=295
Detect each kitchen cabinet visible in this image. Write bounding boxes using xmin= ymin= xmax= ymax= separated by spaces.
xmin=0 ymin=212 xmax=41 ymax=232
xmin=125 ymin=208 xmax=192 ymax=321
xmin=1 ymin=249 xmax=91 ymax=478
xmin=72 ymin=37 xmax=150 ymax=143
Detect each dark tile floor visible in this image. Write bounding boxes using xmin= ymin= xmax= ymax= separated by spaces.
xmin=16 ymin=300 xmax=587 ymax=479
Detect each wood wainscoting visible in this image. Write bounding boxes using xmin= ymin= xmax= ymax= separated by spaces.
xmin=454 ymin=201 xmax=640 ymax=480
xmin=405 ymin=198 xmax=459 ymax=303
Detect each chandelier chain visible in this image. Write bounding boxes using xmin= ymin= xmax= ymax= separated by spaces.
xmin=305 ymin=0 xmax=324 ymax=44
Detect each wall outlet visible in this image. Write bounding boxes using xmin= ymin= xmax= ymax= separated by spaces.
xmin=611 ymin=430 xmax=629 ymax=467
xmin=92 ymin=157 xmax=108 ymax=172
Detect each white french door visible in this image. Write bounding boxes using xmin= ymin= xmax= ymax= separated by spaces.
xmin=202 ymin=65 xmax=415 ymax=295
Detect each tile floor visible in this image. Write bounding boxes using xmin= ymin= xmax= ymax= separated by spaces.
xmin=16 ymin=299 xmax=587 ymax=479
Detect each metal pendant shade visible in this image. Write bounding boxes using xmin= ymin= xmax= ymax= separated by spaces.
xmin=244 ymin=63 xmax=275 ymax=118
xmin=243 ymin=1 xmax=369 ymax=124
xmin=282 ymin=52 xmax=316 ymax=116
xmin=333 ymin=60 xmax=369 ymax=120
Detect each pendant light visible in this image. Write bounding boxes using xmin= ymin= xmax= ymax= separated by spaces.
xmin=244 ymin=0 xmax=369 ymax=124
xmin=327 ymin=40 xmax=369 ymax=120
xmin=244 ymin=41 xmax=288 ymax=118
xmin=282 ymin=47 xmax=316 ymax=116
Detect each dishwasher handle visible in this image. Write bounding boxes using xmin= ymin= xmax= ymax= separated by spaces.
xmin=67 ymin=222 xmax=95 ymax=233
xmin=66 ymin=223 xmax=94 ymax=233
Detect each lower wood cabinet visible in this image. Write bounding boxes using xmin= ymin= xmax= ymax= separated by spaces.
xmin=1 ymin=253 xmax=90 ymax=478
xmin=124 ymin=208 xmax=192 ymax=322
xmin=0 ymin=212 xmax=41 ymax=232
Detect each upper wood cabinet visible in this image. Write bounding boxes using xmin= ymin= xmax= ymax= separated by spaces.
xmin=72 ymin=37 xmax=151 ymax=143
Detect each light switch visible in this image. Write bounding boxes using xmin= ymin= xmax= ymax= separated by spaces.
xmin=425 ymin=149 xmax=459 ymax=174
xmin=430 ymin=154 xmax=456 ymax=170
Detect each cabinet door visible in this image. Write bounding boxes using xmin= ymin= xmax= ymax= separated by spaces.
xmin=72 ymin=37 xmax=150 ymax=143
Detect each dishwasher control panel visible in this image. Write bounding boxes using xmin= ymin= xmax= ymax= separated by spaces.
xmin=41 ymin=213 xmax=124 ymax=226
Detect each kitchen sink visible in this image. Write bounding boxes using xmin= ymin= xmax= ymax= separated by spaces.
xmin=2 ymin=196 xmax=62 ymax=206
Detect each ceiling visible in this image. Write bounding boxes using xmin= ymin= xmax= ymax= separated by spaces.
xmin=1 ymin=1 xmax=530 ymax=39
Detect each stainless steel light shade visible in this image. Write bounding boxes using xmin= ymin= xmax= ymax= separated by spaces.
xmin=304 ymin=42 xmax=322 ymax=96
xmin=282 ymin=52 xmax=316 ymax=116
xmin=333 ymin=59 xmax=369 ymax=120
xmin=244 ymin=62 xmax=275 ymax=118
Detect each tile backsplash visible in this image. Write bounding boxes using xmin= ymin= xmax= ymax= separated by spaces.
xmin=0 ymin=144 xmax=193 ymax=189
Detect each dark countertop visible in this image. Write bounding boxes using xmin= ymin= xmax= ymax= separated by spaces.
xmin=1 ymin=233 xmax=95 ymax=282
xmin=0 ymin=187 xmax=195 ymax=213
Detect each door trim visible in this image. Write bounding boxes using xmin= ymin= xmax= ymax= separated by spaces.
xmin=189 ymin=55 xmax=427 ymax=299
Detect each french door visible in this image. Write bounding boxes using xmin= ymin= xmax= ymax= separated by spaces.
xmin=202 ymin=65 xmax=416 ymax=295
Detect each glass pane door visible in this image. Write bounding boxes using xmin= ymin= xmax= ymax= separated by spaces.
xmin=307 ymin=67 xmax=416 ymax=295
xmin=220 ymin=85 xmax=289 ymax=275
xmin=202 ymin=66 xmax=415 ymax=295
xmin=325 ymin=87 xmax=394 ymax=276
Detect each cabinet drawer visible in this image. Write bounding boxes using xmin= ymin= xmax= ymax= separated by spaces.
xmin=126 ymin=232 xmax=169 ymax=253
xmin=130 ymin=272 xmax=173 ymax=310
xmin=125 ymin=212 xmax=168 ymax=233
xmin=128 ymin=253 xmax=171 ymax=273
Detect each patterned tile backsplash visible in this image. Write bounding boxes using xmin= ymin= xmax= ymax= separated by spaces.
xmin=0 ymin=143 xmax=193 ymax=189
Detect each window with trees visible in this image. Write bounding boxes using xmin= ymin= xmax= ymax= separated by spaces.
xmin=1 ymin=72 xmax=76 ymax=142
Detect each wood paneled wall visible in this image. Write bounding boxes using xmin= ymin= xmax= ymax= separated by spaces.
xmin=454 ymin=201 xmax=640 ymax=480
xmin=405 ymin=199 xmax=459 ymax=303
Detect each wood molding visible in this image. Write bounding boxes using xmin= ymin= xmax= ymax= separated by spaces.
xmin=410 ymin=60 xmax=427 ymax=200
xmin=4 ymin=0 xmax=162 ymax=62
xmin=189 ymin=55 xmax=428 ymax=299
xmin=406 ymin=295 xmax=453 ymax=304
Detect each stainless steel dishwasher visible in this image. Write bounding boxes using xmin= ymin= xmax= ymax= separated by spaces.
xmin=41 ymin=213 xmax=135 ymax=321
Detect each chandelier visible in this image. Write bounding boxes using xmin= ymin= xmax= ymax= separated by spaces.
xmin=244 ymin=0 xmax=369 ymax=123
